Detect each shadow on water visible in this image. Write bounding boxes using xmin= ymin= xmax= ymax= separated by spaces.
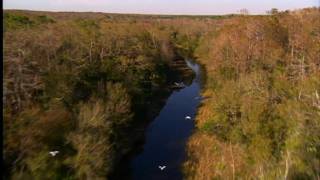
xmin=111 ymin=59 xmax=202 ymax=180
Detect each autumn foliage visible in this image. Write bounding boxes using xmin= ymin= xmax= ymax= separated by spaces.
xmin=3 ymin=10 xmax=197 ymax=179
xmin=184 ymin=8 xmax=320 ymax=179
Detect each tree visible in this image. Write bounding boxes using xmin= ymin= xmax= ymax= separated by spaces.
xmin=267 ymin=8 xmax=279 ymax=15
xmin=68 ymin=83 xmax=132 ymax=179
xmin=239 ymin=9 xmax=249 ymax=15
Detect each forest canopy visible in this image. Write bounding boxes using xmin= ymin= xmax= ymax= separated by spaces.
xmin=3 ymin=7 xmax=320 ymax=179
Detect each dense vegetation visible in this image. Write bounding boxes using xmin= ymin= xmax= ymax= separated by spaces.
xmin=3 ymin=8 xmax=319 ymax=180
xmin=3 ymin=10 xmax=202 ymax=179
xmin=184 ymin=8 xmax=320 ymax=179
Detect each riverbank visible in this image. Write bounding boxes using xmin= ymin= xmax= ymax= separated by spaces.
xmin=183 ymin=8 xmax=320 ymax=179
xmin=3 ymin=10 xmax=201 ymax=179
xmin=110 ymin=58 xmax=196 ymax=179
xmin=117 ymin=59 xmax=202 ymax=180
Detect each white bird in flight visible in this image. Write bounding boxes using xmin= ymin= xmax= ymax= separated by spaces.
xmin=158 ymin=165 xmax=166 ymax=170
xmin=49 ymin=151 xmax=59 ymax=157
xmin=185 ymin=116 xmax=191 ymax=120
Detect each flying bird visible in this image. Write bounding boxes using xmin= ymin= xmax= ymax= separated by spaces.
xmin=49 ymin=151 xmax=59 ymax=157
xmin=185 ymin=116 xmax=191 ymax=120
xmin=158 ymin=165 xmax=166 ymax=170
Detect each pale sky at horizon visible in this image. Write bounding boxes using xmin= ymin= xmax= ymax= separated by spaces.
xmin=3 ymin=0 xmax=320 ymax=15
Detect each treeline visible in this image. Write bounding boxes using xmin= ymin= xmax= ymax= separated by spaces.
xmin=3 ymin=11 xmax=202 ymax=179
xmin=184 ymin=8 xmax=320 ymax=179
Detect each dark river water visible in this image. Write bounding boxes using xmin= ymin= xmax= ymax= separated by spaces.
xmin=130 ymin=60 xmax=202 ymax=180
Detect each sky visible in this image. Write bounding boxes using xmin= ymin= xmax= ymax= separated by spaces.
xmin=3 ymin=0 xmax=319 ymax=15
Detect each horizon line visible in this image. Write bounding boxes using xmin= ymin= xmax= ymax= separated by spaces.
xmin=4 ymin=7 xmax=317 ymax=16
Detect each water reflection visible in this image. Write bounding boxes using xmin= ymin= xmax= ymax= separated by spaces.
xmin=129 ymin=59 xmax=202 ymax=180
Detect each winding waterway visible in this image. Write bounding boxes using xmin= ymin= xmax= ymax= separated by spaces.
xmin=129 ymin=59 xmax=202 ymax=180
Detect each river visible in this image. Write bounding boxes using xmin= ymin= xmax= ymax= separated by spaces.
xmin=129 ymin=59 xmax=202 ymax=180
